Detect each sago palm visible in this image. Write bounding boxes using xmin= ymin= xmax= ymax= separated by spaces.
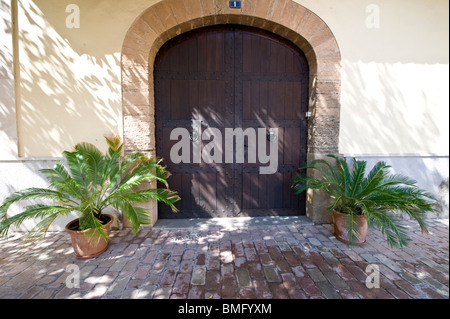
xmin=291 ymin=155 xmax=439 ymax=248
xmin=0 ymin=136 xmax=180 ymax=244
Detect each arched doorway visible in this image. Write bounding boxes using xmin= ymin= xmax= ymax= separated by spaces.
xmin=155 ymin=25 xmax=309 ymax=219
xmin=121 ymin=0 xmax=341 ymax=225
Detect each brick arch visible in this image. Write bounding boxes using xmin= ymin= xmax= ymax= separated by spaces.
xmin=121 ymin=0 xmax=341 ymax=224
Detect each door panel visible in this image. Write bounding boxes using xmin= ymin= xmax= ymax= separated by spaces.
xmin=155 ymin=25 xmax=308 ymax=219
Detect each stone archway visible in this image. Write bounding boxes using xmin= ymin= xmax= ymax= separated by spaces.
xmin=121 ymin=0 xmax=341 ymax=225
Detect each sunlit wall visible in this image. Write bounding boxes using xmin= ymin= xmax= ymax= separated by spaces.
xmin=5 ymin=0 xmax=448 ymax=158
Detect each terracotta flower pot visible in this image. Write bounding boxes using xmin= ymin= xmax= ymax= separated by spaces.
xmin=65 ymin=214 xmax=113 ymax=259
xmin=332 ymin=210 xmax=368 ymax=246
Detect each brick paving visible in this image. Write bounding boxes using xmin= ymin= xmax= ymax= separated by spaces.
xmin=0 ymin=218 xmax=448 ymax=299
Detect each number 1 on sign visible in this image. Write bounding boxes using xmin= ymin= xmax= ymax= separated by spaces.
xmin=230 ymin=1 xmax=241 ymax=9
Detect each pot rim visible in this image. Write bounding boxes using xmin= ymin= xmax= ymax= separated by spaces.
xmin=65 ymin=214 xmax=114 ymax=235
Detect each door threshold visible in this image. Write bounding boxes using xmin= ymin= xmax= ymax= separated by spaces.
xmin=153 ymin=215 xmax=313 ymax=230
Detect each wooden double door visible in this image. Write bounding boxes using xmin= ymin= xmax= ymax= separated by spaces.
xmin=154 ymin=25 xmax=309 ymax=218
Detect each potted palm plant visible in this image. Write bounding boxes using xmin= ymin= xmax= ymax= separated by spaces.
xmin=0 ymin=136 xmax=180 ymax=258
xmin=291 ymin=155 xmax=439 ymax=248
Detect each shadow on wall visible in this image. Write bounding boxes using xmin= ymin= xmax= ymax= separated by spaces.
xmin=0 ymin=54 xmax=18 ymax=158
xmin=0 ymin=0 xmax=18 ymax=159
xmin=335 ymin=0 xmax=449 ymax=157
xmin=16 ymin=0 xmax=122 ymax=157
xmin=340 ymin=60 xmax=448 ymax=155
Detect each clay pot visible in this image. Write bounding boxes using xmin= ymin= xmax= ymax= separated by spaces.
xmin=332 ymin=210 xmax=368 ymax=246
xmin=65 ymin=214 xmax=113 ymax=259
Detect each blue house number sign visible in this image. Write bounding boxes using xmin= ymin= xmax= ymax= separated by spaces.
xmin=230 ymin=1 xmax=241 ymax=9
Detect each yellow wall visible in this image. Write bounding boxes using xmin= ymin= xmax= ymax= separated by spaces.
xmin=15 ymin=0 xmax=156 ymax=156
xmin=12 ymin=0 xmax=450 ymax=157
xmin=299 ymin=0 xmax=449 ymax=155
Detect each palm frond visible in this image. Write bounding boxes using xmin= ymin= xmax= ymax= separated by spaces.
xmin=345 ymin=213 xmax=365 ymax=244
xmin=0 ymin=136 xmax=180 ymax=245
xmin=292 ymin=157 xmax=343 ymax=196
xmin=79 ymin=211 xmax=109 ymax=245
xmin=0 ymin=188 xmax=65 ymax=220
xmin=75 ymin=142 xmax=105 ymax=189
xmin=63 ymin=149 xmax=90 ymax=189
xmin=366 ymin=210 xmax=411 ymax=248
xmin=291 ymin=175 xmax=331 ymax=194
xmin=134 ymin=188 xmax=180 ymax=212
xmin=40 ymin=162 xmax=84 ymax=199
xmin=105 ymin=135 xmax=121 ymax=153
xmin=120 ymin=202 xmax=152 ymax=235
xmin=102 ymin=142 xmax=123 ymax=188
xmin=0 ymin=204 xmax=75 ymax=238
xmin=291 ymin=154 xmax=439 ymax=248
xmin=350 ymin=158 xmax=366 ymax=197
xmin=328 ymin=155 xmax=351 ymax=196
xmin=301 ymin=158 xmax=342 ymax=187
xmin=359 ymin=161 xmax=390 ymax=197
xmin=23 ymin=209 xmax=75 ymax=245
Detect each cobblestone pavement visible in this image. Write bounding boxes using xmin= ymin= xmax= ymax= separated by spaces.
xmin=0 ymin=218 xmax=448 ymax=299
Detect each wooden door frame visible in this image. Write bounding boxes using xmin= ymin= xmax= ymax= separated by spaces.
xmin=121 ymin=0 xmax=341 ymax=226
